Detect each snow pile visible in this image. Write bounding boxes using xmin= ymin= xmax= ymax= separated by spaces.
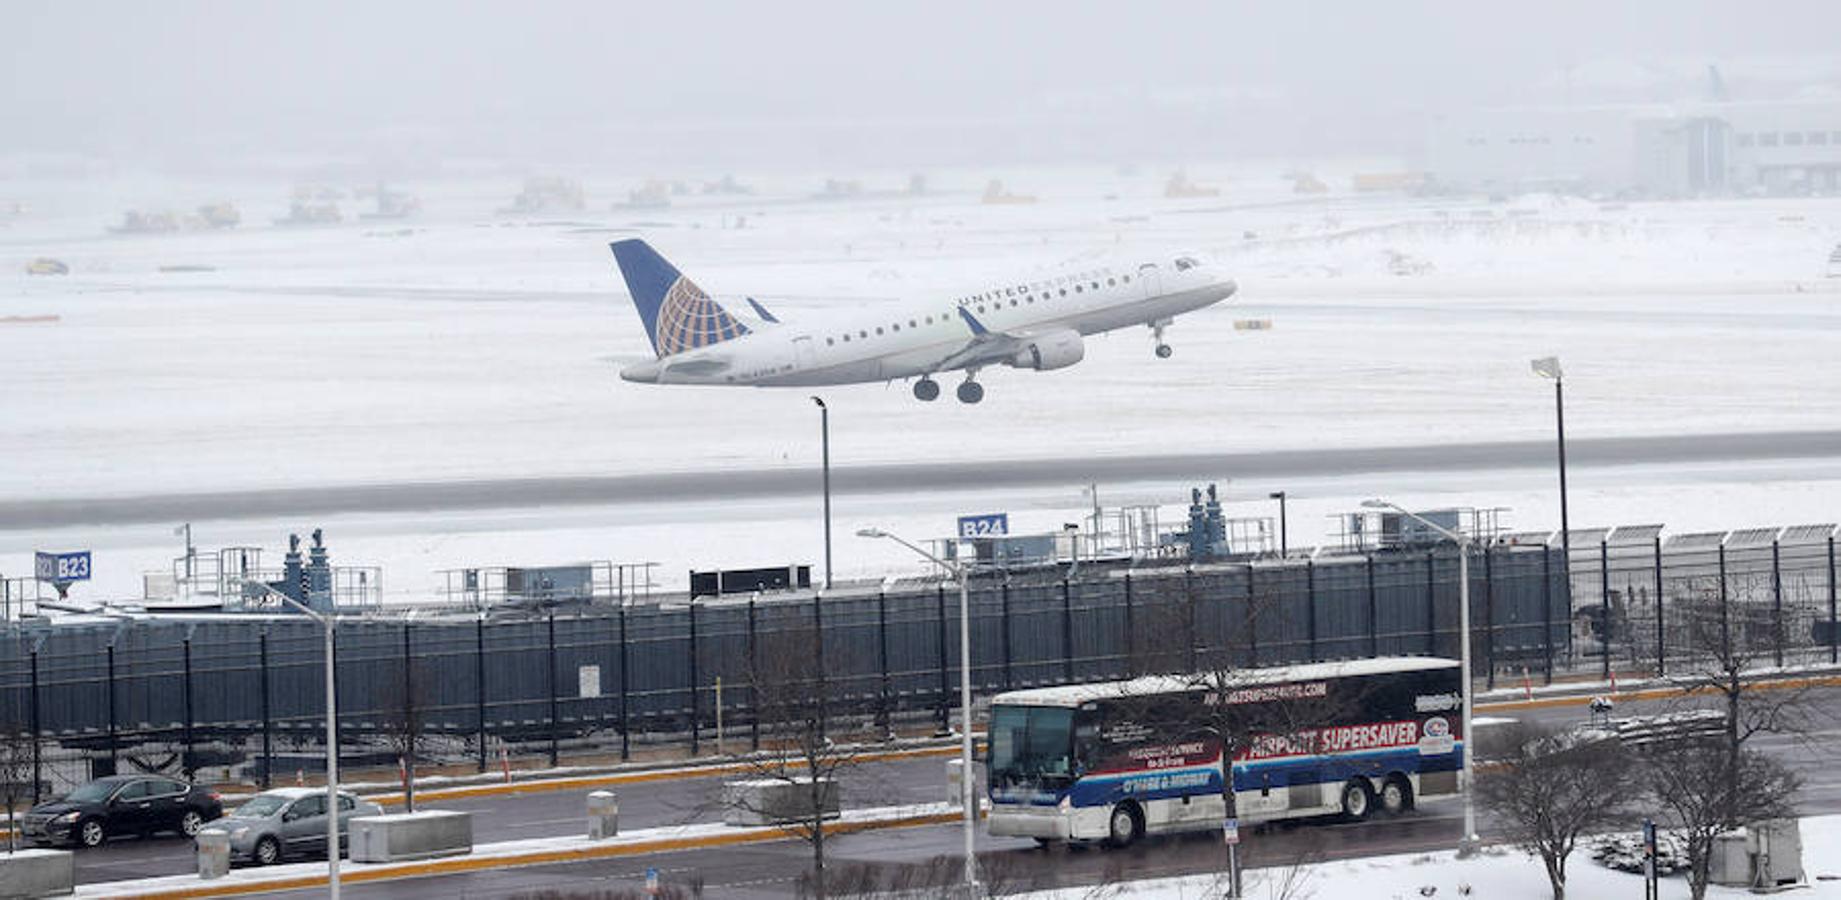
xmin=1015 ymin=815 xmax=1841 ymax=899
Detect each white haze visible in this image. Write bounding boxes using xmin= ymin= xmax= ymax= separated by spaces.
xmin=5 ymin=0 xmax=1840 ymax=172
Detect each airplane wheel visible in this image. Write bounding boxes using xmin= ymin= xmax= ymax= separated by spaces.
xmin=913 ymin=378 xmax=940 ymax=401
xmin=1155 ymin=343 xmax=1173 ymax=359
xmin=956 ymin=381 xmax=984 ymax=404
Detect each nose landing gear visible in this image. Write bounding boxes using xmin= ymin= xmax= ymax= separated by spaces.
xmin=1150 ymin=319 xmax=1173 ymax=358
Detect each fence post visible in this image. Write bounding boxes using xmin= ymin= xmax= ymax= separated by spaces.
xmin=1829 ymin=535 xmax=1838 ymax=666
xmin=877 ymin=591 xmax=891 ymax=735
xmin=1482 ymin=546 xmax=1495 ymax=690
xmin=28 ymin=648 xmax=40 ymax=804
xmin=1654 ymin=536 xmax=1666 ymax=677
xmin=258 ymin=631 xmax=272 ymax=788
xmin=1061 ymin=578 xmax=1075 ymax=683
xmin=813 ymin=593 xmax=826 ymax=742
xmin=1772 ymin=539 xmax=1785 ymax=668
xmin=547 ymin=613 xmax=560 ymax=768
xmin=1542 ymin=546 xmax=1555 ymax=685
xmin=1123 ymin=571 xmax=1136 ymax=676
xmin=1305 ymin=559 xmax=1318 ymax=663
xmin=475 ymin=616 xmax=489 ymax=772
xmin=106 ymin=642 xmax=118 ymax=772
xmin=401 ymin=623 xmax=414 ymax=783
xmin=1186 ymin=568 xmax=1199 ymax=671
xmin=619 ymin=606 xmax=632 ymax=761
xmin=746 ymin=599 xmax=759 ymax=752
xmin=935 ymin=585 xmax=950 ymax=734
xmin=1366 ymin=554 xmax=1378 ymax=657
xmin=1000 ymin=583 xmax=1013 ymax=689
xmin=1719 ymin=543 xmax=1732 ymax=659
xmin=182 ymin=631 xmax=195 ymax=777
xmin=688 ymin=602 xmax=700 ymax=755
xmin=1599 ymin=539 xmax=1611 ymax=681
xmin=1425 ymin=551 xmax=1437 ymax=657
xmin=1241 ymin=565 xmax=1258 ymax=667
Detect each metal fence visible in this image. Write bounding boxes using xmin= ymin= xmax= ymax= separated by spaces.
xmin=1 ymin=526 xmax=1837 ymax=803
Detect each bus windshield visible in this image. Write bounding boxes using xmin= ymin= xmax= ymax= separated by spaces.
xmin=988 ymin=705 xmax=1075 ymax=788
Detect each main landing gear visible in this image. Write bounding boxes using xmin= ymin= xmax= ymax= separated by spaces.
xmin=1151 ymin=318 xmax=1173 ymax=358
xmin=914 ymin=374 xmax=984 ymax=404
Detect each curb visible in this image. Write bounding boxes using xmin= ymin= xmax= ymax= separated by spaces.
xmin=90 ymin=809 xmax=966 ymax=899
xmin=1475 ymin=672 xmax=1841 ymax=714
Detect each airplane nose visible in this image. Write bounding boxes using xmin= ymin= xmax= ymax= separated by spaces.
xmin=620 ymin=360 xmax=661 ymax=383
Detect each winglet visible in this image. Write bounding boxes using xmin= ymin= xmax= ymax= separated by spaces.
xmin=746 ymin=297 xmax=780 ymax=324
xmin=956 ymin=305 xmax=990 ymax=336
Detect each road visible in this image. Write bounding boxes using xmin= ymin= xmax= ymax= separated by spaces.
xmin=6 ymin=429 xmax=1841 ymax=528
xmin=71 ymin=683 xmax=1841 ymax=895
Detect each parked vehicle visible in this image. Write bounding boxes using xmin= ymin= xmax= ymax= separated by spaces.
xmin=21 ymin=775 xmax=222 ymax=848
xmin=211 ymin=788 xmax=382 ymax=866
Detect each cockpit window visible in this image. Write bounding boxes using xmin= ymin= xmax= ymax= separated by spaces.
xmin=1174 ymin=257 xmax=1200 ymax=271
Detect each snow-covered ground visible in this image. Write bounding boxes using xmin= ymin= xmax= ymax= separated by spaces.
xmin=1018 ymin=816 xmax=1841 ymax=899
xmin=3 ymin=162 xmax=1840 ymax=599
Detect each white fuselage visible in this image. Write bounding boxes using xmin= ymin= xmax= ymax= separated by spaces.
xmin=620 ymin=255 xmax=1235 ymax=387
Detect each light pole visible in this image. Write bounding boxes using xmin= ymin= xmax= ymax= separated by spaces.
xmin=1361 ymin=499 xmax=1477 ymax=855
xmin=857 ymin=527 xmax=978 ymax=897
xmin=812 ymin=397 xmax=832 ymax=589
xmin=1268 ymin=491 xmax=1288 ymax=557
xmin=1531 ymin=357 xmax=1572 ymax=644
xmin=242 ymin=580 xmax=342 ymax=898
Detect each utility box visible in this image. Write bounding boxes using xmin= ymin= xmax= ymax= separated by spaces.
xmin=722 ymin=778 xmax=839 ymax=826
xmin=946 ymin=758 xmax=976 ymax=808
xmin=588 ymin=790 xmax=619 ymax=839
xmin=196 ymin=829 xmax=230 ymax=879
xmin=1709 ymin=832 xmax=1751 ymax=886
xmin=349 ymin=811 xmax=473 ymax=863
xmin=1750 ymin=818 xmax=1804 ymax=888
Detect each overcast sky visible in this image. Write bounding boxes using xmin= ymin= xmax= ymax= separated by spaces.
xmin=6 ymin=1 xmax=1838 ymax=170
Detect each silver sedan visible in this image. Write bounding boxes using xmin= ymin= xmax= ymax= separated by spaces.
xmin=208 ymin=787 xmax=383 ymax=866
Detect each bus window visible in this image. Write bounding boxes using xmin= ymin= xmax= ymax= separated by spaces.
xmin=989 ymin=705 xmax=1075 ymax=788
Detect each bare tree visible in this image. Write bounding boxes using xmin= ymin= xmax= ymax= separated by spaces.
xmin=0 ymin=727 xmax=34 ymax=854
xmin=1476 ymin=721 xmax=1637 ymax=900
xmin=377 ymin=655 xmax=436 ymax=813
xmin=1641 ymin=738 xmax=1800 ymax=900
xmin=733 ymin=624 xmax=861 ymax=900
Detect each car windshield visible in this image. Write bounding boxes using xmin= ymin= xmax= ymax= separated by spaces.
xmin=231 ymin=795 xmax=290 ymax=818
xmin=988 ymin=704 xmax=1075 ymax=789
xmin=62 ymin=781 xmax=117 ymax=803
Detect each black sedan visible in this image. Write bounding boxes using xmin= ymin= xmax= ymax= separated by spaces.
xmin=21 ymin=775 xmax=223 ymax=848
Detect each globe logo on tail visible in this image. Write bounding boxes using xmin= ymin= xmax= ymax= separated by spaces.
xmin=655 ymin=276 xmax=750 ymax=356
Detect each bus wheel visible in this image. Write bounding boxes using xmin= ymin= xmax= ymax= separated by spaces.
xmin=1380 ymin=776 xmax=1413 ymax=816
xmin=1341 ymin=780 xmax=1374 ymax=821
xmin=1106 ymin=803 xmax=1143 ymax=848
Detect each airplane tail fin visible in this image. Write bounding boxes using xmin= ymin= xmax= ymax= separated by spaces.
xmin=609 ymin=239 xmax=752 ymax=358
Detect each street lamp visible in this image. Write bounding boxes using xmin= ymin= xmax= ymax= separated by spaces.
xmin=1531 ymin=357 xmax=1573 ymax=641
xmin=812 ymin=397 xmax=832 ymax=589
xmin=242 ymin=580 xmax=343 ymax=899
xmin=1268 ymin=491 xmax=1288 ymax=557
xmin=857 ymin=527 xmax=979 ymax=896
xmin=1361 ymin=499 xmax=1478 ymax=855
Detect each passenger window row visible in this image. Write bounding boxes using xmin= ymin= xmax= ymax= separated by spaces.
xmin=821 ymin=274 xmax=1130 ymax=347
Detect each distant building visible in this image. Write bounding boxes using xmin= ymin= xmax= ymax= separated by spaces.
xmin=1423 ymin=98 xmax=1841 ymax=196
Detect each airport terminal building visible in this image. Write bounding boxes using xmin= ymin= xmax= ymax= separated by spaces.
xmin=1424 ymin=97 xmax=1841 ymax=196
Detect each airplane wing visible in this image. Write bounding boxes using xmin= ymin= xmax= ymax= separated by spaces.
xmin=932 ymin=307 xmax=1029 ymax=371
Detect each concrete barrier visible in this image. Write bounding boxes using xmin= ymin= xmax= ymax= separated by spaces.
xmin=588 ymin=790 xmax=619 ymax=839
xmin=349 ymin=810 xmax=473 ymax=863
xmin=196 ymin=828 xmax=231 ymax=879
xmin=722 ymin=778 xmax=839 ymax=826
xmin=0 ymin=847 xmax=74 ymax=897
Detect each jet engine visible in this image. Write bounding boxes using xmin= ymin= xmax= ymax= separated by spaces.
xmin=1007 ymin=329 xmax=1085 ymax=370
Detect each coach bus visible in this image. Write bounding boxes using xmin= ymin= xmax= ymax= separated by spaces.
xmin=984 ymin=657 xmax=1464 ymax=846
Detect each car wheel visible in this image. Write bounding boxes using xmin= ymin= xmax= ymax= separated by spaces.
xmin=1106 ymin=803 xmax=1142 ymax=848
xmin=180 ymin=810 xmax=205 ymax=837
xmin=78 ymin=819 xmax=106 ymax=848
xmin=1341 ymin=779 xmax=1374 ymax=822
xmin=254 ymin=836 xmax=281 ymax=866
xmin=1380 ymin=777 xmax=1413 ymax=816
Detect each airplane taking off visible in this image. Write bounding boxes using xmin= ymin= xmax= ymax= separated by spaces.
xmin=611 ymin=239 xmax=1236 ymax=403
